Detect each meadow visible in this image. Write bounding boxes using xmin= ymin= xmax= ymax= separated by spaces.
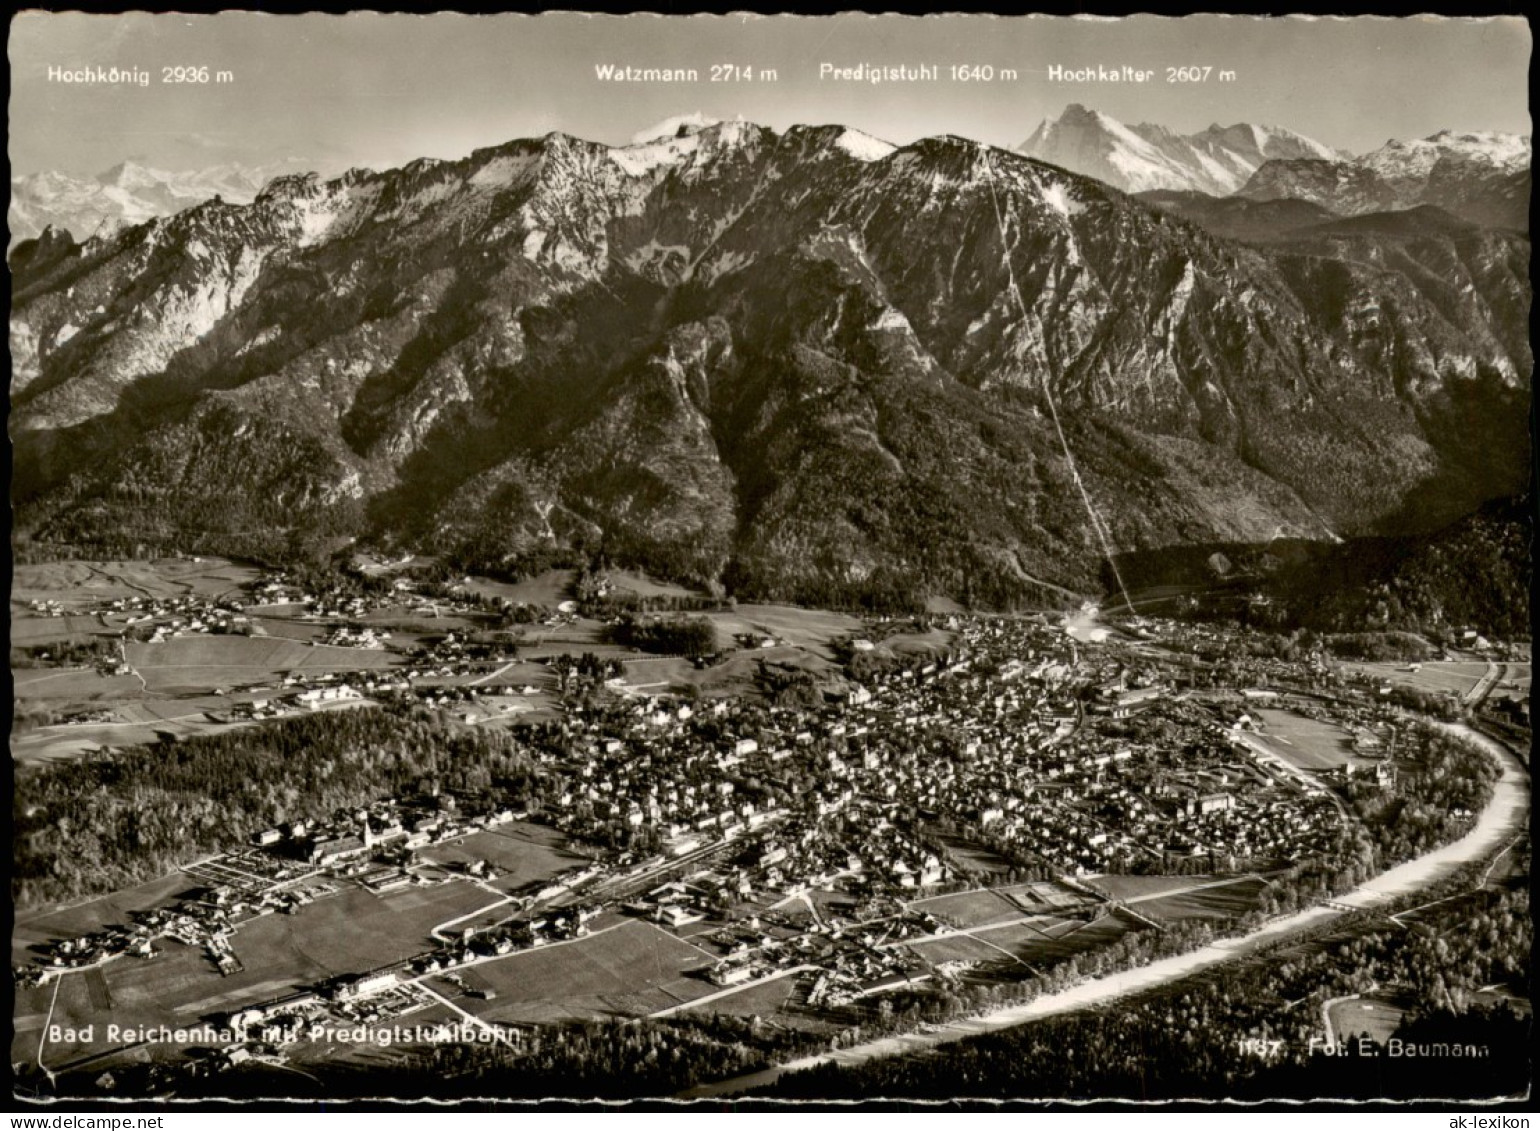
xmin=1250 ymin=708 xmax=1370 ymax=771
xmin=909 ymin=889 xmax=1021 ymax=928
xmin=436 ymin=919 xmax=718 ymax=1024
xmin=127 ymin=636 xmax=401 ymax=694
xmin=1343 ymin=661 xmax=1490 ymax=699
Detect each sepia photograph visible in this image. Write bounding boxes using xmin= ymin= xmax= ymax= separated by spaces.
xmin=7 ymin=9 xmax=1533 ymax=1111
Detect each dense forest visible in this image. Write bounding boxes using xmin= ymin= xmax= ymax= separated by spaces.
xmin=609 ymin=613 xmax=719 ymax=657
xmin=1139 ymin=495 xmax=1532 ymax=641
xmin=11 ymin=707 xmax=550 ymax=907
xmin=1342 ymin=722 xmax=1499 ymax=870
xmin=10 ymin=637 xmax=123 ymax=669
xmin=1283 ymin=495 xmax=1532 ymax=641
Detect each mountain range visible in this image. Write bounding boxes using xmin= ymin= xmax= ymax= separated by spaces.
xmin=8 ymin=159 xmax=314 ymax=249
xmin=1019 ymin=105 xmax=1530 ymax=231
xmin=1017 ymin=104 xmax=1348 ymax=196
xmin=1236 ymin=130 xmax=1531 ymax=231
xmin=10 ymin=116 xmax=1531 ymax=609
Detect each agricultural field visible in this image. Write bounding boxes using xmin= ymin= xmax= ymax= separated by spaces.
xmin=615 ymin=654 xmax=694 ymax=692
xmin=910 ymin=888 xmax=1020 ymax=929
xmin=12 ymin=560 xmax=884 ymax=769
xmin=515 ymin=620 xmax=627 ymax=661
xmin=459 ymin=569 xmax=575 ymax=608
xmin=1343 ymin=661 xmax=1491 ymax=700
xmin=352 ymin=552 xmax=436 ymax=577
xmin=12 ymin=556 xmax=452 ymax=766
xmin=127 ymin=636 xmax=402 ymax=694
xmin=12 ymin=717 xmax=253 ymax=767
xmin=13 ymin=667 xmax=141 ymax=703
xmin=9 ymin=614 xmax=116 ymax=645
xmin=606 ymin=570 xmax=700 ymax=600
xmin=903 ymin=913 xmax=1131 ymax=971
xmin=10 ymin=877 xmax=505 ymax=1074
xmin=114 ymin=696 xmax=232 ymax=723
xmin=11 ymin=556 xmax=885 ymax=776
xmin=704 ymin=604 xmax=864 ymax=661
xmin=685 ymin=646 xmax=849 ymax=701
xmin=1250 ymin=708 xmax=1373 ymax=772
xmin=996 ymin=913 xmax=1132 ymax=965
xmin=463 ymin=660 xmax=554 ymax=690
xmin=681 ymin=969 xmax=831 ymax=1031
xmin=10 ymin=959 xmax=166 ymax=1071
xmin=357 ymin=610 xmax=485 ymax=636
xmin=245 ymin=882 xmax=504 ymax=971
xmin=1132 ymin=877 xmax=1269 ymax=923
xmin=247 ymin=617 xmax=330 ymax=642
xmin=14 ymin=727 xmax=120 ymax=766
xmin=11 ymin=558 xmax=258 ymax=605
xmin=1085 ymin=874 xmax=1219 ymax=902
xmin=435 ymin=920 xmax=718 ymax=1024
xmin=12 ymin=872 xmax=201 ymax=966
xmin=444 ymin=696 xmax=555 ymax=727
xmin=906 ymin=931 xmax=1016 ymax=966
xmin=13 ymin=662 xmax=159 ymax=765
xmin=1082 ymin=874 xmax=1267 ymax=921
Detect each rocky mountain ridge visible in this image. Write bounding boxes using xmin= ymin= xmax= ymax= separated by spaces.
xmin=1237 ymin=130 xmax=1531 ymax=230
xmin=11 ymin=118 xmax=1530 ymax=607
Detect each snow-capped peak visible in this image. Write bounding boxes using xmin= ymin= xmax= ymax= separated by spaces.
xmin=9 ymin=156 xmax=317 ymax=248
xmin=98 ymin=160 xmax=170 ymax=190
xmin=1355 ymin=130 xmax=1530 ymax=188
xmin=630 ymin=112 xmax=720 ymax=145
xmin=609 ymin=116 xmax=767 ymax=177
xmin=1419 ymin=130 xmax=1528 ymax=166
xmin=834 ymin=128 xmax=896 ymax=162
xmin=610 ymin=132 xmax=702 ymax=177
xmin=1019 ymin=104 xmax=1347 ymax=196
xmin=1237 ymin=125 xmax=1529 ymax=228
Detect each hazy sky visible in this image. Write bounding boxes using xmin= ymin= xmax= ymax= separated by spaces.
xmin=8 ymin=12 xmax=1532 ymax=175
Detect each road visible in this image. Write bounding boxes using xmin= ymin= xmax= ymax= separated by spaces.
xmin=414 ymin=982 xmax=517 ymax=1048
xmin=35 ymin=974 xmax=63 ymax=1083
xmin=879 ymin=874 xmax=1262 ymax=954
xmin=469 ymin=661 xmax=521 ymax=687
xmin=429 ymin=884 xmax=519 ymax=943
xmin=1227 ymin=727 xmax=1352 ymax=820
xmin=682 ymin=723 xmax=1528 ymax=1099
xmin=649 ymin=964 xmax=818 ymax=1020
xmin=1463 ymin=662 xmax=1503 ymax=709
xmin=1320 ymin=992 xmax=1363 ymax=1049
